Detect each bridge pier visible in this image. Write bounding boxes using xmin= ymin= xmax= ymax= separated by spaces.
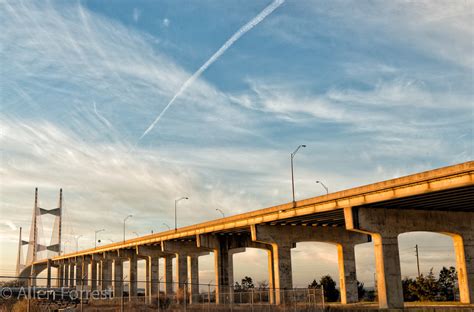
xmin=188 ymin=255 xmax=199 ymax=304
xmin=128 ymin=253 xmax=138 ymax=300
xmin=251 ymin=224 xmax=369 ymax=305
xmin=90 ymin=259 xmax=98 ymax=290
xmin=136 ymin=246 xmax=163 ymax=304
xmin=63 ymin=263 xmax=69 ymax=287
xmin=75 ymin=260 xmax=83 ymax=287
xmin=69 ymin=262 xmax=75 ymax=287
xmin=198 ymin=234 xmax=274 ymax=304
xmin=164 ymin=255 xmax=174 ymax=296
xmin=113 ymin=258 xmax=123 ymax=298
xmin=161 ymin=241 xmax=209 ymax=303
xmin=56 ymin=263 xmax=63 ymax=287
xmin=345 ymin=207 xmax=474 ymax=308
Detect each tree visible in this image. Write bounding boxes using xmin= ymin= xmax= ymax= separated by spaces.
xmin=402 ymin=277 xmax=417 ymax=301
xmin=308 ymin=279 xmax=319 ymax=289
xmin=357 ymin=280 xmax=366 ymax=300
xmin=438 ymin=266 xmax=457 ymax=301
xmin=241 ymin=276 xmax=255 ymax=290
xmin=408 ymin=269 xmax=439 ymax=301
xmin=320 ymin=275 xmax=339 ymax=302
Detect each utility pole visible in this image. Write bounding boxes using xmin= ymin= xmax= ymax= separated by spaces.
xmin=415 ymin=244 xmax=421 ymax=278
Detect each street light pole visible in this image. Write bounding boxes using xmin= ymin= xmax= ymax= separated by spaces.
xmin=123 ymin=215 xmax=133 ymax=242
xmin=316 ymin=181 xmax=329 ymax=195
xmin=291 ymin=144 xmax=306 ymax=204
xmin=216 ymin=208 xmax=225 ymax=218
xmin=175 ymin=197 xmax=189 ymax=231
xmin=94 ymin=229 xmax=105 ymax=249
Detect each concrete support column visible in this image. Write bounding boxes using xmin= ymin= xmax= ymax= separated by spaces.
xmin=271 ymin=243 xmax=293 ymax=304
xmin=267 ymin=249 xmax=275 ymax=304
xmin=101 ymin=259 xmax=112 ymax=290
xmin=150 ymin=257 xmax=160 ymax=302
xmin=75 ymin=262 xmax=83 ymax=286
xmin=63 ymin=264 xmax=69 ymax=287
xmin=82 ymin=261 xmax=89 ymax=287
xmin=164 ymin=255 xmax=173 ymax=295
xmin=144 ymin=257 xmax=150 ymax=302
xmin=57 ymin=264 xmax=63 ymax=287
xmin=337 ymin=243 xmax=358 ymax=304
xmin=69 ymin=263 xmax=75 ymax=287
xmin=176 ymin=253 xmax=187 ymax=301
xmin=97 ymin=261 xmax=103 ymax=290
xmin=373 ymin=234 xmax=403 ymax=309
xmin=46 ymin=260 xmax=52 ymax=288
xmin=129 ymin=254 xmax=138 ymax=300
xmin=453 ymin=235 xmax=474 ymax=303
xmin=113 ymin=259 xmax=123 ymax=298
xmin=90 ymin=260 xmax=97 ymax=290
xmin=188 ymin=255 xmax=199 ymax=303
xmin=214 ymin=241 xmax=231 ymax=304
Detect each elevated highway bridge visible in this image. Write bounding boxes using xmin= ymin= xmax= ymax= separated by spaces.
xmin=21 ymin=161 xmax=474 ymax=309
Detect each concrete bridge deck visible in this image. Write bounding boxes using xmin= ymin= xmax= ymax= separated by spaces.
xmin=22 ymin=161 xmax=474 ymax=309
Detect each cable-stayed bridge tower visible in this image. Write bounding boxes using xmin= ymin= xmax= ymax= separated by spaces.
xmin=16 ymin=188 xmax=63 ymax=275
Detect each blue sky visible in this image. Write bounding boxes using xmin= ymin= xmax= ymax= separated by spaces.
xmin=1 ymin=0 xmax=472 ymax=287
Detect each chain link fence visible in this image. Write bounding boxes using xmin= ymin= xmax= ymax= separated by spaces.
xmin=1 ymin=276 xmax=324 ymax=311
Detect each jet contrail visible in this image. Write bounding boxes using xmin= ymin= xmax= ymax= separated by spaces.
xmin=139 ymin=0 xmax=285 ymax=140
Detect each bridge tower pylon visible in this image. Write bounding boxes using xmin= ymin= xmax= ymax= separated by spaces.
xmin=17 ymin=188 xmax=63 ymax=274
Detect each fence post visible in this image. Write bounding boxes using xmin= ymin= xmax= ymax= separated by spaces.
xmin=157 ymin=280 xmax=160 ymax=312
xmin=251 ymin=289 xmax=254 ymax=312
xmin=120 ymin=277 xmax=124 ymax=312
xmin=183 ymin=282 xmax=187 ymax=312
xmin=80 ymin=275 xmax=84 ymax=312
xmin=208 ymin=283 xmax=211 ymax=311
xmin=321 ymin=285 xmax=325 ymax=309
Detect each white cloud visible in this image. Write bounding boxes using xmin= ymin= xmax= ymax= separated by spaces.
xmin=162 ymin=18 xmax=170 ymax=28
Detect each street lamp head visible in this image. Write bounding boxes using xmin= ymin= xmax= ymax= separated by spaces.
xmin=302 ymin=145 xmax=306 ymax=148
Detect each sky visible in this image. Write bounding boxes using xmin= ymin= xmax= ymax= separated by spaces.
xmin=0 ymin=0 xmax=472 ymax=288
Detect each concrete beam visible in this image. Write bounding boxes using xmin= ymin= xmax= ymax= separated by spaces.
xmin=345 ymin=207 xmax=474 ymax=308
